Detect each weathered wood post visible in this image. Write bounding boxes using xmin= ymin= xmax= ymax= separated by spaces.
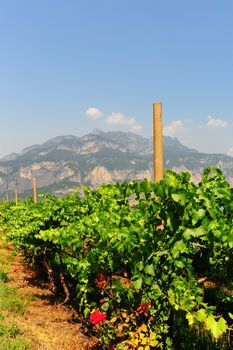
xmin=15 ymin=186 xmax=18 ymax=206
xmin=33 ymin=177 xmax=37 ymax=204
xmin=153 ymin=102 xmax=163 ymax=182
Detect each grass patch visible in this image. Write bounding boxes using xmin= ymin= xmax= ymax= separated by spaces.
xmin=0 ymin=282 xmax=26 ymax=316
xmin=0 ymin=338 xmax=29 ymax=350
xmin=0 ymin=321 xmax=29 ymax=349
xmin=0 ymin=322 xmax=20 ymax=337
xmin=0 ymin=283 xmax=29 ymax=349
xmin=0 ymin=271 xmax=9 ymax=282
xmin=0 ymin=235 xmax=30 ymax=349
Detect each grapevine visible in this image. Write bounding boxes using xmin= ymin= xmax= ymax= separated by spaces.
xmin=0 ymin=167 xmax=232 ymax=349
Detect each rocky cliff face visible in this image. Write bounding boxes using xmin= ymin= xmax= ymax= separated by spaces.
xmin=0 ymin=129 xmax=232 ymax=198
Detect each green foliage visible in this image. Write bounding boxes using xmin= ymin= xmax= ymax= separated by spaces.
xmin=0 ymin=167 xmax=233 ymax=349
xmin=0 ymin=283 xmax=26 ymax=316
xmin=0 ymin=271 xmax=8 ymax=282
xmin=0 ymin=320 xmax=29 ymax=350
xmin=0 ymin=273 xmax=29 ymax=349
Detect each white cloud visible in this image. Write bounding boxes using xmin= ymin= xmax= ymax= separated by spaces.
xmin=106 ymin=112 xmax=142 ymax=134
xmin=106 ymin=112 xmax=135 ymax=125
xmin=163 ymin=120 xmax=185 ymax=137
xmin=227 ymin=147 xmax=233 ymax=157
xmin=206 ymin=116 xmax=228 ymax=128
xmin=85 ymin=107 xmax=102 ymax=119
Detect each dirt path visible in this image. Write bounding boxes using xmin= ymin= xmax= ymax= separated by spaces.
xmin=6 ymin=252 xmax=99 ymax=350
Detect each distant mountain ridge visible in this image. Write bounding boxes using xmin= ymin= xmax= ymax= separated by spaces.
xmin=0 ymin=129 xmax=232 ymax=198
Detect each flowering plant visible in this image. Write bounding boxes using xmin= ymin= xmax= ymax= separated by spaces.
xmin=90 ymin=310 xmax=107 ymax=325
xmin=95 ymin=273 xmax=111 ymax=291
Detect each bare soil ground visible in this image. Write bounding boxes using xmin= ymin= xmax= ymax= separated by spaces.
xmin=6 ymin=252 xmax=99 ymax=350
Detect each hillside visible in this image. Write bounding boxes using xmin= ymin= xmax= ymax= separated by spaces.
xmin=0 ymin=129 xmax=232 ymax=198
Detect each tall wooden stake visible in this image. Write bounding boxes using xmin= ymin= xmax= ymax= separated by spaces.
xmin=15 ymin=186 xmax=18 ymax=206
xmin=153 ymin=102 xmax=163 ymax=182
xmin=33 ymin=177 xmax=37 ymax=204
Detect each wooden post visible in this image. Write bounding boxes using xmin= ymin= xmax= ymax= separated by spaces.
xmin=33 ymin=177 xmax=37 ymax=204
xmin=15 ymin=186 xmax=18 ymax=206
xmin=153 ymin=102 xmax=163 ymax=182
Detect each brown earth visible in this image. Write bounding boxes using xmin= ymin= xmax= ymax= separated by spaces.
xmin=6 ymin=252 xmax=100 ymax=350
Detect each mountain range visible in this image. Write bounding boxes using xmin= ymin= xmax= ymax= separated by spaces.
xmin=0 ymin=129 xmax=232 ymax=198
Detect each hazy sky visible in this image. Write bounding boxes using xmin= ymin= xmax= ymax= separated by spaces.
xmin=0 ymin=0 xmax=232 ymax=157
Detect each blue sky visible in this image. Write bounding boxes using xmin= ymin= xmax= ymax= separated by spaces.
xmin=0 ymin=0 xmax=232 ymax=157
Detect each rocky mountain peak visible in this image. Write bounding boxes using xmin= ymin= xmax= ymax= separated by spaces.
xmin=0 ymin=130 xmax=232 ymax=198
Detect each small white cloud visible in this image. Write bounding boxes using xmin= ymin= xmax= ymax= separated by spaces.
xmin=106 ymin=112 xmax=142 ymax=134
xmin=106 ymin=112 xmax=135 ymax=125
xmin=163 ymin=120 xmax=185 ymax=137
xmin=206 ymin=116 xmax=228 ymax=128
xmin=85 ymin=107 xmax=102 ymax=119
xmin=227 ymin=147 xmax=233 ymax=157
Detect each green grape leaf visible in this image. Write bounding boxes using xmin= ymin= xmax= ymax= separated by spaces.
xmin=132 ymin=277 xmax=143 ymax=290
xmin=144 ymin=264 xmax=155 ymax=276
xmin=205 ymin=315 xmax=227 ymax=339
xmin=196 ymin=308 xmax=207 ymax=323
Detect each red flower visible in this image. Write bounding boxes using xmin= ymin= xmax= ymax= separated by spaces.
xmin=95 ymin=273 xmax=110 ymax=289
xmin=100 ymin=298 xmax=105 ymax=304
xmin=90 ymin=310 xmax=107 ymax=325
xmin=97 ymin=273 xmax=104 ymax=281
